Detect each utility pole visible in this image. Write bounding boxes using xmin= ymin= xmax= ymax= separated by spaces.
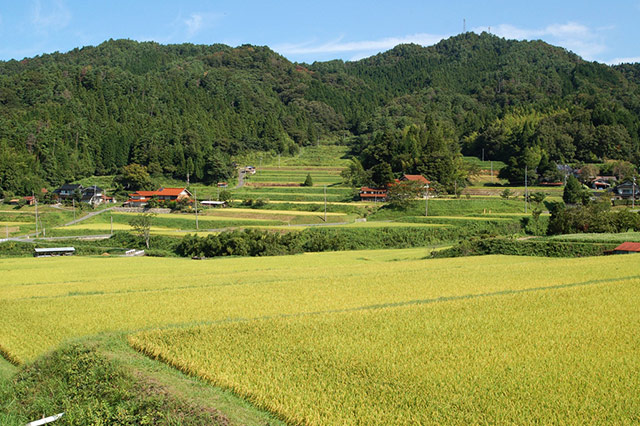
xmin=6 ymin=224 xmax=9 ymax=239
xmin=425 ymin=183 xmax=429 ymax=216
xmin=524 ymin=166 xmax=528 ymax=214
xmin=195 ymin=189 xmax=199 ymax=231
xmin=323 ymin=185 xmax=327 ymax=222
xmin=490 ymin=161 xmax=494 ymax=183
xmin=34 ymin=192 xmax=38 ymax=236
xmin=72 ymin=199 xmax=76 ymax=222
xmin=110 ymin=214 xmax=113 ymax=235
xmin=278 ymin=153 xmax=281 ymax=169
xmin=633 ymin=177 xmax=637 ymax=210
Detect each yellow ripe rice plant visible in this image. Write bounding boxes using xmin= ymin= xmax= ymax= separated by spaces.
xmin=130 ymin=277 xmax=640 ymax=425
xmin=1 ymin=250 xmax=639 ymax=367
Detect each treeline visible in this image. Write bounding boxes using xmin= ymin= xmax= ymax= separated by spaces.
xmin=2 ymin=33 xmax=640 ymax=196
xmin=175 ymin=221 xmax=520 ymax=258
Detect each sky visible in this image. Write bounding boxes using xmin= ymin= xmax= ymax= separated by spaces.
xmin=1 ymin=0 xmax=639 ymax=65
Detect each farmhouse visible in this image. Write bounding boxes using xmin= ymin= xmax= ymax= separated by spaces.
xmin=400 ymin=174 xmax=430 ymax=185
xmin=612 ymin=242 xmax=640 ymax=254
xmin=126 ymin=187 xmax=192 ymax=207
xmin=53 ymin=183 xmax=83 ymax=200
xmin=80 ymin=185 xmax=116 ymax=205
xmin=613 ymin=181 xmax=639 ymax=199
xmin=359 ymin=174 xmax=430 ymax=202
xmin=359 ymin=187 xmax=388 ymax=201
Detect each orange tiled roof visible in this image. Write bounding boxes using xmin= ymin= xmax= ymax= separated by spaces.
xmin=614 ymin=242 xmax=640 ymax=252
xmin=402 ymin=174 xmax=430 ymax=184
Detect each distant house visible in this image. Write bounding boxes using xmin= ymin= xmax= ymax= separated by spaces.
xmin=22 ymin=196 xmax=36 ymax=206
xmin=592 ymin=176 xmax=617 ymax=190
xmin=613 ymin=181 xmax=639 ymax=199
xmin=217 ymin=182 xmax=228 ymax=188
xmin=613 ymin=242 xmax=640 ymax=254
xmin=54 ymin=183 xmax=83 ymax=200
xmin=126 ymin=187 xmax=192 ymax=207
xmin=245 ymin=166 xmax=256 ymax=175
xmin=400 ymin=174 xmax=430 ymax=185
xmin=81 ymin=186 xmax=104 ymax=205
xmin=8 ymin=196 xmax=36 ymax=205
xmin=359 ymin=174 xmax=430 ymax=202
xmin=359 ymin=187 xmax=388 ymax=202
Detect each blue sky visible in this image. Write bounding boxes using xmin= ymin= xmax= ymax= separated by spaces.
xmin=1 ymin=0 xmax=639 ymax=64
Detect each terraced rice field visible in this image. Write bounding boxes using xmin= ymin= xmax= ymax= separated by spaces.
xmin=49 ymin=209 xmax=351 ymax=236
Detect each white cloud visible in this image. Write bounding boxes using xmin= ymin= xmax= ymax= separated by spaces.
xmin=473 ymin=21 xmax=607 ymax=61
xmin=275 ymin=33 xmax=448 ymax=58
xmin=31 ymin=0 xmax=71 ymax=32
xmin=183 ymin=12 xmax=222 ymax=38
xmin=184 ymin=13 xmax=203 ymax=37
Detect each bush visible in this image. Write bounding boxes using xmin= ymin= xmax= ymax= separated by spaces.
xmin=432 ymin=238 xmax=616 ymax=258
xmin=175 ymin=221 xmax=523 ymax=259
xmin=302 ymin=173 xmax=314 ymax=187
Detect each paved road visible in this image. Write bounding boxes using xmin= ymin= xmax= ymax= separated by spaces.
xmin=6 ymin=234 xmax=112 ymax=243
xmin=63 ymin=206 xmax=116 ymax=226
xmin=235 ymin=169 xmax=246 ymax=189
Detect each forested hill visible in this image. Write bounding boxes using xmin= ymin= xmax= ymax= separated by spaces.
xmin=1 ymin=33 xmax=639 ymax=195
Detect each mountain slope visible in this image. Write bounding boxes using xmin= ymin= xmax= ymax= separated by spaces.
xmin=1 ymin=33 xmax=639 ymax=195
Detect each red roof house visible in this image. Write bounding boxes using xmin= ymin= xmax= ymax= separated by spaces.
xmin=613 ymin=242 xmax=640 ymax=254
xmin=359 ymin=187 xmax=388 ymax=201
xmin=126 ymin=187 xmax=192 ymax=207
xmin=401 ymin=174 xmax=430 ymax=185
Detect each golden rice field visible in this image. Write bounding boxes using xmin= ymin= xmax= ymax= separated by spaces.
xmin=130 ymin=277 xmax=640 ymax=425
xmin=1 ymin=251 xmax=640 ymax=424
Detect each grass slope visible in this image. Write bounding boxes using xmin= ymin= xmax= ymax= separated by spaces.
xmin=0 ymin=334 xmax=284 ymax=426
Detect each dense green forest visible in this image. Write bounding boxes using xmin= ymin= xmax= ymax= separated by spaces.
xmin=1 ymin=33 xmax=639 ymax=195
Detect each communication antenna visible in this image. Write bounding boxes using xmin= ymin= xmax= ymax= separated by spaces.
xmin=488 ymin=26 xmax=491 ymax=34
xmin=463 ymin=19 xmax=466 ymax=33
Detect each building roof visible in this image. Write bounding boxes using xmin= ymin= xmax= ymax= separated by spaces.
xmin=614 ymin=242 xmax=640 ymax=252
xmin=402 ymin=174 xmax=430 ymax=184
xmin=157 ymin=187 xmax=188 ymax=197
xmin=34 ymin=247 xmax=76 ymax=253
xmin=54 ymin=183 xmax=83 ymax=193
xmin=130 ymin=191 xmax=158 ymax=197
xmin=82 ymin=186 xmax=104 ymax=194
xmin=360 ymin=187 xmax=388 ymax=192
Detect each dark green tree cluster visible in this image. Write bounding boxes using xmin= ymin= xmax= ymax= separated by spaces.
xmin=547 ymin=202 xmax=640 ymax=235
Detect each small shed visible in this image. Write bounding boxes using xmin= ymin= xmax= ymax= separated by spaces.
xmin=612 ymin=242 xmax=640 ymax=254
xmin=34 ymin=247 xmax=76 ymax=257
xmin=200 ymin=200 xmax=227 ymax=208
